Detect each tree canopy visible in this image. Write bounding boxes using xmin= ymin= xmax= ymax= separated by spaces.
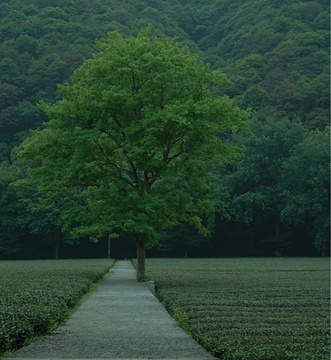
xmin=20 ymin=29 xmax=248 ymax=279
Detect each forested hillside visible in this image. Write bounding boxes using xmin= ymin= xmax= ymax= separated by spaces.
xmin=0 ymin=0 xmax=329 ymax=259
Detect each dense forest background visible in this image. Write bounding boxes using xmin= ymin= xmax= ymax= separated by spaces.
xmin=0 ymin=0 xmax=329 ymax=259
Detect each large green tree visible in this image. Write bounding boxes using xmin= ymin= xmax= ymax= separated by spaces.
xmin=20 ymin=29 xmax=247 ymax=279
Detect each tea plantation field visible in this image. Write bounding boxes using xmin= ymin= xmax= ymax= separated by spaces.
xmin=144 ymin=258 xmax=330 ymax=360
xmin=0 ymin=259 xmax=114 ymax=357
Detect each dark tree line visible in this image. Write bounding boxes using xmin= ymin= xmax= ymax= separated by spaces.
xmin=0 ymin=0 xmax=329 ymax=259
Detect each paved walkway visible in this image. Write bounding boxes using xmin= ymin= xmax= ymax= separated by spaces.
xmin=9 ymin=260 xmax=216 ymax=360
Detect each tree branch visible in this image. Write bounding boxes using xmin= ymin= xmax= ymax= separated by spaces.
xmin=94 ymin=141 xmax=135 ymax=189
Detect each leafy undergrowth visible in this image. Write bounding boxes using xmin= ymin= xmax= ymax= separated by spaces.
xmin=0 ymin=258 xmax=114 ymax=357
xmin=144 ymin=258 xmax=330 ymax=360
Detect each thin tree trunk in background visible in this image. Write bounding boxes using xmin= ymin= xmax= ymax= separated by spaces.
xmin=275 ymin=248 xmax=282 ymax=257
xmin=136 ymin=235 xmax=146 ymax=281
xmin=184 ymin=246 xmax=188 ymax=258
xmin=107 ymin=237 xmax=111 ymax=258
xmin=54 ymin=239 xmax=60 ymax=259
xmin=275 ymin=220 xmax=282 ymax=257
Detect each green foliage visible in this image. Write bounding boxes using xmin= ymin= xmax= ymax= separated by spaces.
xmin=0 ymin=161 xmax=27 ymax=256
xmin=0 ymin=151 xmax=74 ymax=259
xmin=20 ymin=29 xmax=248 ymax=248
xmin=223 ymin=119 xmax=307 ymax=252
xmin=221 ymin=118 xmax=330 ymax=254
xmin=204 ymin=0 xmax=330 ymax=128
xmin=158 ymin=223 xmax=211 ymax=257
xmin=0 ymin=0 xmax=329 ymax=257
xmin=0 ymin=259 xmax=114 ymax=356
xmin=12 ymin=177 xmax=73 ymax=258
xmin=144 ymin=258 xmax=330 ymax=360
xmin=0 ymin=0 xmax=193 ymax=142
xmin=0 ymin=0 xmax=328 ymax=143
xmin=281 ymin=128 xmax=330 ymax=253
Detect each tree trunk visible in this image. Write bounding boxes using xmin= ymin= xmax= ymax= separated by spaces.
xmin=136 ymin=235 xmax=146 ymax=281
xmin=275 ymin=249 xmax=282 ymax=257
xmin=275 ymin=219 xmax=282 ymax=257
xmin=107 ymin=237 xmax=111 ymax=259
xmin=54 ymin=238 xmax=60 ymax=260
xmin=184 ymin=246 xmax=188 ymax=258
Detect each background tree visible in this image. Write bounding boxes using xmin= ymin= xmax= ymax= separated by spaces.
xmin=20 ymin=29 xmax=248 ymax=279
xmin=225 ymin=118 xmax=308 ymax=256
xmin=0 ymin=162 xmax=23 ymax=256
xmin=13 ymin=178 xmax=71 ymax=259
xmin=281 ymin=127 xmax=330 ymax=256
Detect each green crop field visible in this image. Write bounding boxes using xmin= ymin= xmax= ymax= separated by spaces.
xmin=144 ymin=258 xmax=330 ymax=360
xmin=0 ymin=259 xmax=114 ymax=357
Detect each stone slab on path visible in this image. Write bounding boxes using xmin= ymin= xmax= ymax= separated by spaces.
xmin=9 ymin=260 xmax=216 ymax=360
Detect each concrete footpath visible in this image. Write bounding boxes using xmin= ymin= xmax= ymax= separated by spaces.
xmin=9 ymin=260 xmax=216 ymax=360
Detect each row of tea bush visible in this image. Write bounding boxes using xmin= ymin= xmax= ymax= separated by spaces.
xmin=143 ymin=258 xmax=330 ymax=360
xmin=0 ymin=259 xmax=114 ymax=356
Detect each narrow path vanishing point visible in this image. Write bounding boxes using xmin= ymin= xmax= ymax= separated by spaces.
xmin=9 ymin=260 xmax=216 ymax=360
